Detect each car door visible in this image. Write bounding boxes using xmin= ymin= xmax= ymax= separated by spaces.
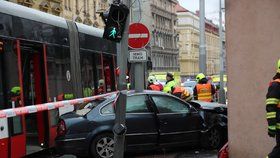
xmin=150 ymin=94 xmax=203 ymax=146
xmin=125 ymin=94 xmax=158 ymax=151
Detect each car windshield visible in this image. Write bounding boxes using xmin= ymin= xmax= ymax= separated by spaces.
xmin=75 ymin=93 xmax=117 ymax=116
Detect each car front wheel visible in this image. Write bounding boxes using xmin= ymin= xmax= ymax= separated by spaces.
xmin=201 ymin=127 xmax=222 ymax=149
xmin=90 ymin=133 xmax=114 ymax=158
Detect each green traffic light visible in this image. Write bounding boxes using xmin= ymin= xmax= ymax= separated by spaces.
xmin=109 ymin=27 xmax=117 ymax=38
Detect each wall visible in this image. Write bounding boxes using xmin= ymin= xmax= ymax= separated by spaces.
xmin=226 ymin=0 xmax=280 ymax=157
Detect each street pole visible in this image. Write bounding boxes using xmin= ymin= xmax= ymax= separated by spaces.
xmin=199 ymin=0 xmax=207 ymax=74
xmin=218 ymin=0 xmax=226 ymax=104
xmin=131 ymin=0 xmax=144 ymax=92
xmin=113 ymin=0 xmax=130 ymax=157
xmin=134 ymin=63 xmax=144 ymax=92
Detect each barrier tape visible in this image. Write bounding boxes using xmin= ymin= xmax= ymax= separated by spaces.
xmin=0 ymin=91 xmax=118 ymax=119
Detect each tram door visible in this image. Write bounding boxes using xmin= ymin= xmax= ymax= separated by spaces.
xmin=103 ymin=55 xmax=116 ymax=92
xmin=0 ymin=39 xmax=26 ymax=158
xmin=19 ymin=42 xmax=48 ymax=154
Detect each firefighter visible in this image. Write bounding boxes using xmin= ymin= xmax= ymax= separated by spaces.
xmin=147 ymin=76 xmax=163 ymax=91
xmin=126 ymin=76 xmax=131 ymax=90
xmin=9 ymin=86 xmax=21 ymax=107
xmin=163 ymin=72 xmax=176 ymax=93
xmin=193 ymin=73 xmax=216 ymax=102
xmin=266 ymin=59 xmax=280 ymax=158
xmin=97 ymin=79 xmax=105 ymax=94
xmin=171 ymin=86 xmax=192 ymax=101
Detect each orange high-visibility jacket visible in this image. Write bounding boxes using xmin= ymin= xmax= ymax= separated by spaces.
xmin=196 ymin=83 xmax=212 ymax=102
xmin=148 ymin=84 xmax=162 ymax=91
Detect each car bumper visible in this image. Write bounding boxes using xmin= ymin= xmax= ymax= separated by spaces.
xmin=55 ymin=137 xmax=88 ymax=157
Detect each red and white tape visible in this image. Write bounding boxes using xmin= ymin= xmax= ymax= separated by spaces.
xmin=0 ymin=92 xmax=118 ymax=118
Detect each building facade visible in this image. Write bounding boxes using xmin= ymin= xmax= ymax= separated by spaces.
xmin=176 ymin=4 xmax=220 ymax=80
xmin=7 ymin=0 xmax=109 ymax=28
xmin=132 ymin=0 xmax=179 ymax=74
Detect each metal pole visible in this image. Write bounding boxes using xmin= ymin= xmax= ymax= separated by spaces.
xmin=134 ymin=63 xmax=144 ymax=92
xmin=132 ymin=0 xmax=144 ymax=92
xmin=199 ymin=0 xmax=206 ymax=74
xmin=114 ymin=0 xmax=130 ymax=157
xmin=218 ymin=0 xmax=226 ymax=104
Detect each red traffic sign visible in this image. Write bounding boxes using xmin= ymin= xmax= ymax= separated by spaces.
xmin=128 ymin=23 xmax=150 ymax=49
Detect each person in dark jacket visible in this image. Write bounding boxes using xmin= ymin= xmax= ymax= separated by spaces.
xmin=193 ymin=73 xmax=216 ymax=102
xmin=267 ymin=59 xmax=280 ymax=158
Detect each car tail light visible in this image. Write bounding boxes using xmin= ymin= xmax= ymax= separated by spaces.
xmin=57 ymin=120 xmax=67 ymax=136
xmin=218 ymin=142 xmax=229 ymax=158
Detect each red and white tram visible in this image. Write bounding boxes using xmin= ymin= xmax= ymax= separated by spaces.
xmin=0 ymin=1 xmax=117 ymax=157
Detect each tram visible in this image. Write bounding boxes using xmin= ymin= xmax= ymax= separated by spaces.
xmin=0 ymin=1 xmax=117 ymax=157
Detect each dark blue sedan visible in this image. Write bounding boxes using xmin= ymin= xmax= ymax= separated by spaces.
xmin=55 ymin=91 xmax=227 ymax=158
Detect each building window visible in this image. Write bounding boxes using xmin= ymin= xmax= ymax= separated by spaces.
xmin=76 ymin=0 xmax=80 ymax=14
xmin=68 ymin=0 xmax=71 ymax=11
xmin=52 ymin=3 xmax=63 ymax=16
xmin=84 ymin=0 xmax=87 ymax=15
xmin=20 ymin=0 xmax=35 ymax=8
xmin=87 ymin=0 xmax=90 ymax=16
xmin=64 ymin=0 xmax=67 ymax=10
xmin=93 ymin=0 xmax=97 ymax=19
xmin=39 ymin=1 xmax=50 ymax=12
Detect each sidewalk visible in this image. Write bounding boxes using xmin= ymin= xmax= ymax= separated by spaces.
xmin=27 ymin=149 xmax=217 ymax=158
xmin=128 ymin=150 xmax=217 ymax=158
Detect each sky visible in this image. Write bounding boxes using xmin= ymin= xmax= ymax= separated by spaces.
xmin=177 ymin=0 xmax=223 ymax=25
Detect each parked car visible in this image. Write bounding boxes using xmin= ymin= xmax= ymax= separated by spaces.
xmin=55 ymin=91 xmax=227 ymax=158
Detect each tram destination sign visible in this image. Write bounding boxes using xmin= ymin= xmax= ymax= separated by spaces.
xmin=128 ymin=50 xmax=147 ymax=63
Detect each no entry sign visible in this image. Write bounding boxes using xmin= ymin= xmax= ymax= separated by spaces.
xmin=128 ymin=23 xmax=150 ymax=49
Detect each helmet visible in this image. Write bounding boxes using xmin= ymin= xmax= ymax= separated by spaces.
xmin=148 ymin=76 xmax=156 ymax=84
xmin=196 ymin=73 xmax=206 ymax=82
xmin=98 ymin=79 xmax=104 ymax=86
xmin=166 ymin=72 xmax=173 ymax=78
xmin=277 ymin=59 xmax=280 ymax=73
xmin=11 ymin=86 xmax=20 ymax=95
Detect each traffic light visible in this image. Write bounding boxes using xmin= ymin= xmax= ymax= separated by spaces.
xmin=101 ymin=2 xmax=129 ymax=42
xmin=0 ymin=40 xmax=3 ymax=53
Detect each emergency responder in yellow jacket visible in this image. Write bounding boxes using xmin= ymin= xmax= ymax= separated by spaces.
xmin=266 ymin=59 xmax=280 ymax=158
xmin=163 ymin=72 xmax=176 ymax=93
xmin=193 ymin=73 xmax=216 ymax=102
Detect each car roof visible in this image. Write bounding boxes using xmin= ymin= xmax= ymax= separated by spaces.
xmin=126 ymin=90 xmax=172 ymax=96
xmin=93 ymin=90 xmax=173 ymax=108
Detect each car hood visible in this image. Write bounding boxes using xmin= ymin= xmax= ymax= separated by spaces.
xmin=191 ymin=101 xmax=227 ymax=109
